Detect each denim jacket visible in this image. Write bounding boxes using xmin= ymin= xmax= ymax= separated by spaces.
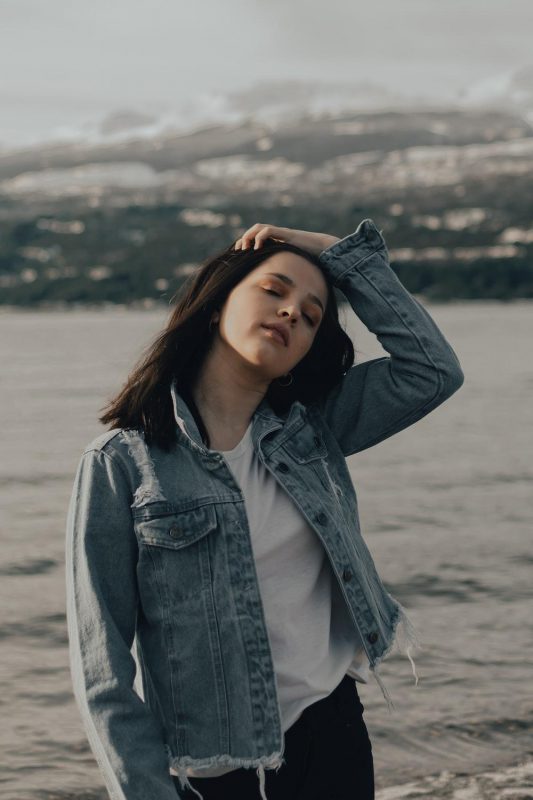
xmin=65 ymin=219 xmax=464 ymax=800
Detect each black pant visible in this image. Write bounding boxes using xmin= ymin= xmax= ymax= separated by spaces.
xmin=173 ymin=673 xmax=374 ymax=800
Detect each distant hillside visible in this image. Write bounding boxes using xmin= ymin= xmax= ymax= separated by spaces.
xmin=0 ymin=107 xmax=532 ymax=306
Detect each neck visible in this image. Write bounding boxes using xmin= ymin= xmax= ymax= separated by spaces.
xmin=189 ymin=344 xmax=270 ymax=449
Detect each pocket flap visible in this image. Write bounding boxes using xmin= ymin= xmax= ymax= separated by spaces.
xmin=136 ymin=503 xmax=218 ymax=550
xmin=282 ymin=427 xmax=328 ymax=464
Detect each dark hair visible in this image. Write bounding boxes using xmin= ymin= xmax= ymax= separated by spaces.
xmin=99 ymin=237 xmax=355 ymax=451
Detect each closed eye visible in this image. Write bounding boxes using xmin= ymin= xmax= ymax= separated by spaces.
xmin=263 ymin=288 xmax=315 ymax=325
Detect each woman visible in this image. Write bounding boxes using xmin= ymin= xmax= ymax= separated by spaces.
xmin=65 ymin=219 xmax=464 ymax=800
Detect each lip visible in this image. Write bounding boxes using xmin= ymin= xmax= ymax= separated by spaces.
xmin=261 ymin=323 xmax=289 ymax=347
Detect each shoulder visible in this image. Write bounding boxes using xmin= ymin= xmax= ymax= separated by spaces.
xmin=82 ymin=428 xmax=124 ymax=455
xmin=81 ymin=427 xmax=151 ymax=467
xmin=79 ymin=428 xmax=144 ymax=493
xmin=80 ymin=426 xmax=162 ymax=481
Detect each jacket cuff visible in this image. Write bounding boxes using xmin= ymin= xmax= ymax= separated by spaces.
xmin=318 ymin=218 xmax=388 ymax=285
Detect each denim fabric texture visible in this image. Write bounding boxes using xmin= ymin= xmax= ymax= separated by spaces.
xmin=65 ymin=219 xmax=465 ymax=800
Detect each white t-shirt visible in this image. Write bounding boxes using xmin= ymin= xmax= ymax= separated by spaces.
xmin=181 ymin=421 xmax=370 ymax=779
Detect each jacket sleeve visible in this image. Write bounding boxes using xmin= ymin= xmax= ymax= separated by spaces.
xmin=315 ymin=218 xmax=465 ymax=457
xmin=65 ymin=447 xmax=180 ymax=800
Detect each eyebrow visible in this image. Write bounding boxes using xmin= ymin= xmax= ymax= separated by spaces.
xmin=263 ymin=272 xmax=325 ymax=314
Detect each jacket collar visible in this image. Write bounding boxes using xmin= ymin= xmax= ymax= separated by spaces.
xmin=169 ymin=377 xmax=299 ymax=452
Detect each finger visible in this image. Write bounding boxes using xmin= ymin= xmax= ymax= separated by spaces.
xmin=254 ymin=227 xmax=289 ymax=249
xmin=241 ymin=224 xmax=273 ymax=249
xmin=252 ymin=229 xmax=275 ymax=249
xmin=234 ymin=233 xmax=255 ymax=250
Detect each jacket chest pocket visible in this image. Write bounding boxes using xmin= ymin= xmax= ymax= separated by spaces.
xmin=134 ymin=503 xmax=218 ymax=601
xmin=280 ymin=425 xmax=328 ymax=464
xmin=281 ymin=429 xmax=341 ymax=495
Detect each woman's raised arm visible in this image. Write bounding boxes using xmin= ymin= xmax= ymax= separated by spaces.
xmin=314 ymin=218 xmax=464 ymax=456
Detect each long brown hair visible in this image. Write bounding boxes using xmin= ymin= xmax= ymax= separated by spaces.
xmin=99 ymin=237 xmax=355 ymax=451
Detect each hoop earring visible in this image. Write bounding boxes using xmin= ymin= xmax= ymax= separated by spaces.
xmin=276 ymin=372 xmax=293 ymax=387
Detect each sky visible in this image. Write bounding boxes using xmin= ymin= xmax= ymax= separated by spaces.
xmin=1 ymin=0 xmax=532 ymax=147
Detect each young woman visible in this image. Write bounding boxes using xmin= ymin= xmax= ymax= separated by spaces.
xmin=66 ymin=219 xmax=464 ymax=800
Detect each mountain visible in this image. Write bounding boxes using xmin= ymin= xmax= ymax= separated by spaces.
xmin=457 ymin=64 xmax=533 ymax=120
xmin=2 ymin=69 xmax=532 ymax=156
xmin=0 ymin=79 xmax=444 ymax=155
xmin=0 ymin=76 xmax=532 ymax=306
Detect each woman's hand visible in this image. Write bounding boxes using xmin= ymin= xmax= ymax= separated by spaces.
xmin=234 ymin=223 xmax=340 ymax=258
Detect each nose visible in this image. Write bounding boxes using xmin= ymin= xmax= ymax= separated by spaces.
xmin=278 ymin=305 xmax=299 ymax=323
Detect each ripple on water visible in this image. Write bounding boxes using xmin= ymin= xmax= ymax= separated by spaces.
xmin=0 ymin=558 xmax=58 ymax=576
xmin=0 ymin=613 xmax=67 ymax=645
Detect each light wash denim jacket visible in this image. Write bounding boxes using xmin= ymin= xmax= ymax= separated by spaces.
xmin=65 ymin=219 xmax=464 ymax=800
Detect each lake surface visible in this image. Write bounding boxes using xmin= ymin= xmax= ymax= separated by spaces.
xmin=1 ymin=301 xmax=532 ymax=799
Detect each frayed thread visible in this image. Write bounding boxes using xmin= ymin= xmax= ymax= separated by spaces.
xmin=173 ymin=764 xmax=205 ymax=800
xmin=169 ymin=750 xmax=285 ymax=800
xmin=371 ymin=600 xmax=423 ymax=712
xmin=120 ymin=428 xmax=167 ymax=506
xmin=393 ymin=601 xmax=422 ymax=686
xmin=372 ymin=665 xmax=395 ymax=712
xmin=256 ymin=763 xmax=269 ymax=800
xmin=172 ymin=763 xmax=272 ymax=800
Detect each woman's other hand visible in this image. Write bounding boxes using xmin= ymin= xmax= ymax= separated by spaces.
xmin=234 ymin=223 xmax=340 ymax=257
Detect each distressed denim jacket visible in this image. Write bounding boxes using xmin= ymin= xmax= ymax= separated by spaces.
xmin=65 ymin=219 xmax=464 ymax=800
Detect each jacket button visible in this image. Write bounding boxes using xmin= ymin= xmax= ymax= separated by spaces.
xmin=278 ymin=462 xmax=290 ymax=473
xmin=168 ymin=525 xmax=181 ymax=538
xmin=367 ymin=631 xmax=378 ymax=644
xmin=315 ymin=511 xmax=327 ymax=525
xmin=342 ymin=568 xmax=352 ymax=582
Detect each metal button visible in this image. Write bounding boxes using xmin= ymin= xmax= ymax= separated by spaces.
xmin=342 ymin=568 xmax=352 ymax=582
xmin=315 ymin=511 xmax=327 ymax=525
xmin=367 ymin=631 xmax=378 ymax=644
xmin=168 ymin=525 xmax=181 ymax=539
xmin=278 ymin=462 xmax=289 ymax=473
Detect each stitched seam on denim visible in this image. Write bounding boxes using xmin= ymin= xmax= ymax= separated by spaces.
xmin=103 ymin=440 xmax=139 ymax=491
xmin=330 ymin=245 xmax=387 ymax=284
xmin=319 ymin=219 xmax=386 ymax=261
xmin=81 ymin=430 xmax=122 ymax=458
xmin=236 ymin=518 xmax=284 ymax=754
xmin=83 ymin=447 xmax=134 ymax=499
xmin=205 ymin=557 xmax=231 ymax=751
xmin=149 ymin=544 xmax=183 ymax=753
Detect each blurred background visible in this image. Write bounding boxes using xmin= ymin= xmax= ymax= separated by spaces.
xmin=1 ymin=1 xmax=532 ymax=798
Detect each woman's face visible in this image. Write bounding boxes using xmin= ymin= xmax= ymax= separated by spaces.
xmin=213 ymin=251 xmax=329 ymax=382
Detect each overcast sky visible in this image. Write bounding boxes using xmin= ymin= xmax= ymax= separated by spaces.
xmin=1 ymin=0 xmax=532 ymax=146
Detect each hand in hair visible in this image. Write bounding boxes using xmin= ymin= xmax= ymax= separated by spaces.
xmin=234 ymin=223 xmax=339 ymax=257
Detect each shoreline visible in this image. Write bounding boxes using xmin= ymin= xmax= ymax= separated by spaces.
xmin=1 ymin=297 xmax=533 ymax=314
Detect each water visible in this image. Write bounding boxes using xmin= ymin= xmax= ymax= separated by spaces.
xmin=1 ymin=301 xmax=532 ymax=799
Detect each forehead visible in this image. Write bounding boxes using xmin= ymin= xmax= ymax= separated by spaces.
xmin=248 ymin=252 xmax=328 ymax=301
